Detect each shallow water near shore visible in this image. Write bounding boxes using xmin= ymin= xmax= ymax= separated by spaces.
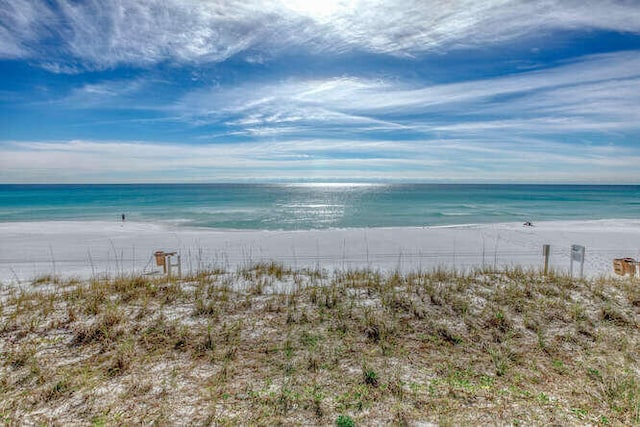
xmin=1 ymin=184 xmax=639 ymax=230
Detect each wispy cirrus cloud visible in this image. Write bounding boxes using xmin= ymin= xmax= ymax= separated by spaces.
xmin=0 ymin=0 xmax=55 ymax=58
xmin=25 ymin=49 xmax=640 ymax=139
xmin=2 ymin=138 xmax=639 ymax=183
xmin=2 ymin=0 xmax=640 ymax=69
xmin=170 ymin=50 xmax=640 ymax=138
xmin=42 ymin=79 xmax=150 ymax=110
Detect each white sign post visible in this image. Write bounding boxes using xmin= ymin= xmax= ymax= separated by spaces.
xmin=570 ymin=245 xmax=585 ymax=279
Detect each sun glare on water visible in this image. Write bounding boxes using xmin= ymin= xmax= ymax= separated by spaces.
xmin=284 ymin=182 xmax=386 ymax=188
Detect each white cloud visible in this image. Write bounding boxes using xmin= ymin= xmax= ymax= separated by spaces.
xmin=52 ymin=78 xmax=152 ymax=108
xmin=172 ymin=50 xmax=640 ymax=136
xmin=0 ymin=0 xmax=54 ymax=58
xmin=2 ymin=0 xmax=640 ymax=68
xmin=320 ymin=0 xmax=640 ymax=55
xmin=1 ymin=138 xmax=639 ymax=183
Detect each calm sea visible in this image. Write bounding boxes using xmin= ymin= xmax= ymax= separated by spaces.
xmin=0 ymin=184 xmax=638 ymax=230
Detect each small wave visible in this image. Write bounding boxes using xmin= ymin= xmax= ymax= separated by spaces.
xmin=157 ymin=218 xmax=196 ymax=227
xmin=279 ymin=204 xmax=343 ymax=209
xmin=281 ymin=182 xmax=388 ymax=188
xmin=186 ymin=208 xmax=262 ymax=215
xmin=438 ymin=211 xmax=472 ymax=217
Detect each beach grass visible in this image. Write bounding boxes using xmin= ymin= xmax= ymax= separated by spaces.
xmin=0 ymin=264 xmax=639 ymax=425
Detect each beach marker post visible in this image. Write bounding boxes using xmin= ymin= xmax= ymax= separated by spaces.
xmin=570 ymin=245 xmax=585 ymax=279
xmin=165 ymin=252 xmax=182 ymax=278
xmin=542 ymin=244 xmax=550 ymax=275
xmin=154 ymin=250 xmax=182 ymax=278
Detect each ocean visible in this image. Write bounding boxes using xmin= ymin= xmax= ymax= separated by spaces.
xmin=0 ymin=184 xmax=638 ymax=230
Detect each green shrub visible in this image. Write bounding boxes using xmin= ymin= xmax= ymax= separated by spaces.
xmin=336 ymin=414 xmax=355 ymax=427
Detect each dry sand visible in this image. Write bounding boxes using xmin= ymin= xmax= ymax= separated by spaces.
xmin=1 ymin=219 xmax=639 ymax=283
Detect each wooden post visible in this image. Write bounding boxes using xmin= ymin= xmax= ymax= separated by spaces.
xmin=543 ymin=244 xmax=550 ymax=276
xmin=570 ymin=251 xmax=573 ymax=279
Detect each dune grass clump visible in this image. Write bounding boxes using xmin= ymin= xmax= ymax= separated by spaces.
xmin=0 ymin=265 xmax=638 ymax=425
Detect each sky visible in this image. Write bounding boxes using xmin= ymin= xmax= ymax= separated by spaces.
xmin=1 ymin=0 xmax=640 ymax=183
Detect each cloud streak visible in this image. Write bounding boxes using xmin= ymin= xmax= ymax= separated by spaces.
xmin=2 ymin=138 xmax=639 ymax=183
xmin=0 ymin=0 xmax=54 ymax=58
xmin=2 ymin=0 xmax=640 ymax=69
xmin=172 ymin=50 xmax=640 ymax=138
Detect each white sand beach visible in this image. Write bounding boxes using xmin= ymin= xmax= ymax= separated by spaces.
xmin=1 ymin=219 xmax=639 ymax=283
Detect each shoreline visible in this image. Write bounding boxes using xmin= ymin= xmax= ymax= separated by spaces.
xmin=2 ymin=216 xmax=640 ymax=230
xmin=1 ymin=219 xmax=639 ymax=283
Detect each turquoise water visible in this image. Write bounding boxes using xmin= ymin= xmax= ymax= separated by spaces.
xmin=0 ymin=184 xmax=638 ymax=230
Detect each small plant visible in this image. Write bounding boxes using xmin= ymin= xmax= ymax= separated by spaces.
xmin=283 ymin=338 xmax=295 ymax=359
xmin=488 ymin=346 xmax=509 ymax=377
xmin=537 ymin=392 xmax=550 ymax=404
xmin=306 ymin=383 xmax=325 ymax=418
xmin=194 ymin=323 xmax=216 ymax=355
xmin=437 ymin=325 xmax=463 ymax=345
xmin=336 ymin=414 xmax=355 ymax=427
xmin=601 ymin=303 xmax=630 ymax=326
xmin=387 ymin=371 xmax=404 ymax=399
xmin=306 ymin=351 xmax=320 ymax=373
xmin=586 ymin=367 xmax=601 ymax=381
xmin=193 ymin=297 xmax=219 ymax=317
xmin=41 ymin=378 xmax=71 ymax=402
xmin=362 ymin=366 xmax=379 ymax=387
xmin=364 ymin=323 xmax=381 ymax=343
xmin=6 ymin=344 xmax=36 ymax=368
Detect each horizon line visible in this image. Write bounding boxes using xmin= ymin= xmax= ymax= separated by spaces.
xmin=1 ymin=181 xmax=639 ymax=186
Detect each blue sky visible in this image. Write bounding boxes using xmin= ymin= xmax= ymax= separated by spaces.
xmin=1 ymin=0 xmax=640 ymax=183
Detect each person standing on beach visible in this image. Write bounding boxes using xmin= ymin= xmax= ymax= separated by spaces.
xmin=122 ymin=213 xmax=126 ymax=223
